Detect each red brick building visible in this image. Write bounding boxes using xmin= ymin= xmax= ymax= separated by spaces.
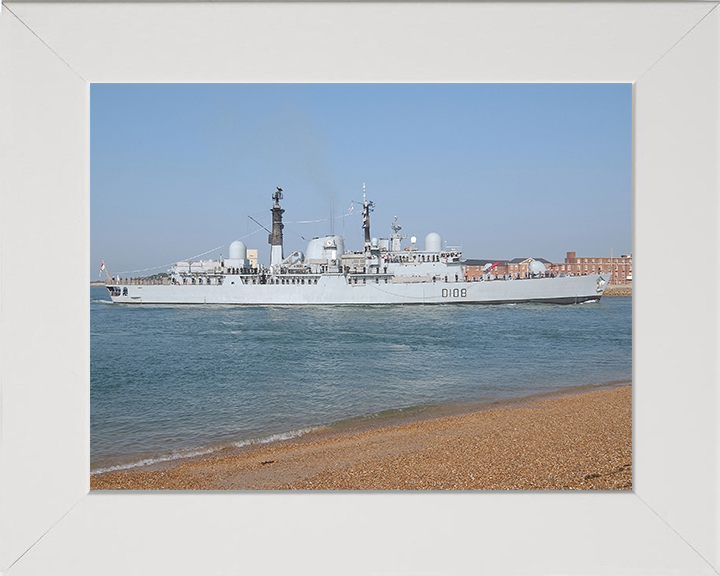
xmin=462 ymin=259 xmax=510 ymax=281
xmin=463 ymin=252 xmax=632 ymax=284
xmin=507 ymin=257 xmax=553 ymax=279
xmin=547 ymin=251 xmax=632 ymax=285
xmin=462 ymin=258 xmax=553 ymax=280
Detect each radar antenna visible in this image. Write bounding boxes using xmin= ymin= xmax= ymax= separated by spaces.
xmin=391 ymin=216 xmax=402 ymax=234
xmin=389 ymin=215 xmax=407 ymax=252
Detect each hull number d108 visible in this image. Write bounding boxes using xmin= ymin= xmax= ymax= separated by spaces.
xmin=441 ymin=288 xmax=467 ymax=298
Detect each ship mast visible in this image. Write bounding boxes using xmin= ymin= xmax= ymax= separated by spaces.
xmin=361 ymin=183 xmax=374 ymax=254
xmin=269 ymin=186 xmax=285 ymax=270
xmin=390 ymin=216 xmax=407 ymax=252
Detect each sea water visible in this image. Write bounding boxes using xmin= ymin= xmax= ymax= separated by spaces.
xmin=90 ymin=286 xmax=632 ymax=472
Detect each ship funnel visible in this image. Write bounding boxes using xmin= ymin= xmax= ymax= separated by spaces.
xmin=269 ymin=187 xmax=285 ymax=269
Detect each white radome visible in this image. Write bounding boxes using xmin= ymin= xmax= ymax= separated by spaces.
xmin=529 ymin=260 xmax=547 ymax=276
xmin=424 ymin=232 xmax=442 ymax=253
xmin=229 ymin=240 xmax=247 ymax=260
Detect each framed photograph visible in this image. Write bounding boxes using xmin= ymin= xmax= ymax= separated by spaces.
xmin=88 ymin=81 xmax=633 ymax=492
xmin=1 ymin=2 xmax=718 ymax=575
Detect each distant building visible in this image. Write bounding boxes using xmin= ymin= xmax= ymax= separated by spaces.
xmin=462 ymin=259 xmax=510 ymax=281
xmin=462 ymin=252 xmax=632 ymax=284
xmin=547 ymin=251 xmax=632 ymax=285
xmin=507 ymin=257 xmax=553 ymax=279
xmin=462 ymin=258 xmax=554 ymax=281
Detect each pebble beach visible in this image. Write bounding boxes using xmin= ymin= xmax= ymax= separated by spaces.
xmin=603 ymin=284 xmax=632 ymax=296
xmin=91 ymin=384 xmax=632 ymax=491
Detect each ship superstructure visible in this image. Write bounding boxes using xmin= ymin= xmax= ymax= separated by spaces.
xmin=106 ymin=187 xmax=609 ymax=305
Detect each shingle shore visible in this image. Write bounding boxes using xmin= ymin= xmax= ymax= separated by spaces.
xmin=91 ymin=385 xmax=632 ymax=491
xmin=603 ymin=285 xmax=632 ymax=296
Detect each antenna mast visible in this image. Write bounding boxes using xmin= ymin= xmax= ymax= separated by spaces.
xmin=361 ymin=183 xmax=374 ymax=253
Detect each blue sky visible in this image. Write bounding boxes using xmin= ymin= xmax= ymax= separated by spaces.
xmin=91 ymin=83 xmax=631 ymax=277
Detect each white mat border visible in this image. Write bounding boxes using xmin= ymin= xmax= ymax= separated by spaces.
xmin=1 ymin=3 xmax=718 ymax=575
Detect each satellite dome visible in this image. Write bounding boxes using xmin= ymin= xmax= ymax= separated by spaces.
xmin=529 ymin=260 xmax=546 ymax=276
xmin=305 ymin=238 xmax=325 ymax=260
xmin=425 ymin=232 xmax=442 ymax=253
xmin=229 ymin=240 xmax=247 ymax=260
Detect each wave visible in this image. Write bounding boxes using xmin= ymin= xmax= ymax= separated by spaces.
xmin=91 ymin=426 xmax=324 ymax=475
xmin=232 ymin=426 xmax=324 ymax=448
xmin=91 ymin=446 xmax=217 ymax=474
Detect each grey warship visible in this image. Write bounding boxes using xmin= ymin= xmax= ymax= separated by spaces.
xmin=106 ymin=187 xmax=609 ymax=305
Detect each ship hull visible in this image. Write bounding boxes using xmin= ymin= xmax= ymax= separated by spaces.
xmin=108 ymin=273 xmax=609 ymax=305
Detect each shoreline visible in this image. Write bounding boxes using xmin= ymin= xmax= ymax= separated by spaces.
xmin=603 ymin=284 xmax=632 ymax=296
xmin=91 ymin=379 xmax=630 ymax=474
xmin=91 ymin=383 xmax=632 ymax=491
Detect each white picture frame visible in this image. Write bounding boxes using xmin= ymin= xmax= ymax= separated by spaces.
xmin=1 ymin=2 xmax=718 ymax=575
